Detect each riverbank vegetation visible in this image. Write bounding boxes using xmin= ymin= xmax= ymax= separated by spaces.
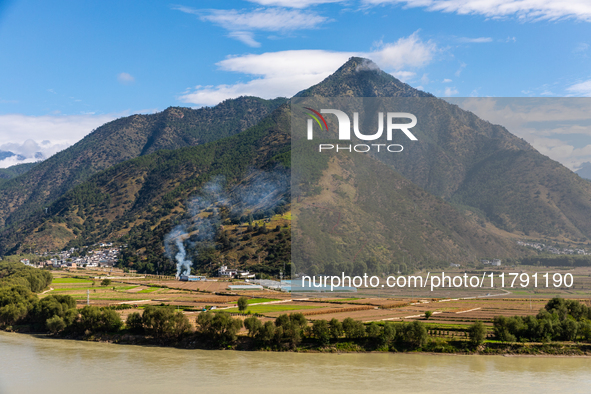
xmin=0 ymin=261 xmax=51 ymax=292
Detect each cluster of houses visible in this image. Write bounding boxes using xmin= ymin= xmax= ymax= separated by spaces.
xmin=517 ymin=240 xmax=587 ymax=255
xmin=448 ymin=259 xmax=501 ymax=268
xmin=217 ymin=265 xmax=255 ymax=279
xmin=24 ymin=245 xmax=122 ymax=269
xmin=481 ymin=259 xmax=502 ymax=267
xmin=175 ymin=265 xmax=257 ymax=281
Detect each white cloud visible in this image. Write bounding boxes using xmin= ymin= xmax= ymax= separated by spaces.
xmin=179 ymin=33 xmax=437 ymax=105
xmin=117 ymin=72 xmax=135 ymax=85
xmin=391 ymin=71 xmax=416 ymax=82
xmin=0 ymin=155 xmax=38 ymax=169
xmin=174 ymin=6 xmax=330 ymax=45
xmin=371 ymin=33 xmax=437 ymax=69
xmin=444 ymin=87 xmax=459 ymax=96
xmin=362 ymin=0 xmax=591 ymax=22
xmin=457 ymin=37 xmax=493 ymax=43
xmin=442 ymin=78 xmax=452 ymax=83
xmin=574 ymin=42 xmax=589 ymax=53
xmin=174 ymin=6 xmax=330 ymax=48
xmin=567 ymin=80 xmax=591 ymax=97
xmin=227 ymin=31 xmax=261 ymax=47
xmin=0 ymin=139 xmax=63 ymax=168
xmin=0 ymin=113 xmax=119 ymax=168
xmin=455 ymin=62 xmax=466 ymax=76
xmin=180 ymin=50 xmax=356 ymax=105
xmin=245 ymin=0 xmax=345 ymax=7
xmin=194 ymin=8 xmax=330 ymax=30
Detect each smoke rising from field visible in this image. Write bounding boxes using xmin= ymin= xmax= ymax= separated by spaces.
xmin=164 ymin=168 xmax=289 ymax=277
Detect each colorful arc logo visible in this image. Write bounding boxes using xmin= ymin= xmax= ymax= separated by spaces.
xmin=304 ymin=107 xmax=328 ymax=132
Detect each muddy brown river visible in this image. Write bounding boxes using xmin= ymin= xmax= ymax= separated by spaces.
xmin=0 ymin=332 xmax=589 ymax=393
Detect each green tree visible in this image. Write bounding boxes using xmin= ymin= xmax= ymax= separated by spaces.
xmin=579 ymin=320 xmax=591 ymax=342
xmin=101 ymin=279 xmax=112 ymax=286
xmin=197 ymin=311 xmax=243 ymax=343
xmin=142 ymin=305 xmax=175 ymax=339
xmin=290 ymin=313 xmax=307 ymax=328
xmin=78 ymin=306 xmax=102 ymax=333
xmin=402 ymin=321 xmax=428 ymax=348
xmin=211 ymin=312 xmax=243 ymax=343
xmin=46 ymin=315 xmax=66 ymax=334
xmin=274 ymin=313 xmax=306 ymax=348
xmin=76 ymin=306 xmax=123 ymax=333
xmin=424 ymin=311 xmax=433 ymax=319
xmin=378 ymin=322 xmax=396 ymax=347
xmin=126 ymin=312 xmax=144 ymax=333
xmin=329 ymin=318 xmax=343 ymax=339
xmin=196 ymin=310 xmax=215 ymax=334
xmin=170 ymin=311 xmax=192 ymax=338
xmin=101 ymin=309 xmax=124 ymax=332
xmin=256 ymin=321 xmax=276 ymax=343
xmin=312 ymin=319 xmax=330 ymax=346
xmin=468 ymin=321 xmax=487 ymax=347
xmin=244 ymin=316 xmax=262 ymax=337
xmin=0 ymin=302 xmax=28 ymax=325
xmin=366 ymin=322 xmax=381 ymax=338
xmin=237 ymin=297 xmax=249 ymax=313
xmin=33 ymin=294 xmax=76 ymax=324
xmin=493 ymin=316 xmax=516 ymax=343
xmin=342 ymin=317 xmax=365 ymax=339
xmin=560 ymin=318 xmax=579 ymax=341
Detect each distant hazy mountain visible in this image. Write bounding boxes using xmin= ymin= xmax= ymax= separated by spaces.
xmin=0 ymin=151 xmax=16 ymax=161
xmin=0 ymin=150 xmax=28 ymax=162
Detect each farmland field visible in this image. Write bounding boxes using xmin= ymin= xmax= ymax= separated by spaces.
xmin=52 ymin=278 xmax=93 ymax=284
xmin=41 ymin=267 xmax=591 ymax=334
xmin=227 ymin=298 xmax=281 ymax=304
xmin=224 ymin=304 xmax=321 ymax=313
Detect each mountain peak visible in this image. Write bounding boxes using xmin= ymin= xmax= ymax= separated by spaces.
xmin=294 ymin=57 xmax=433 ymax=98
xmin=336 ymin=57 xmax=382 ymax=75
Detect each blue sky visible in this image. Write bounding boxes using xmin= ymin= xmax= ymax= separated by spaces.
xmin=1 ymin=0 xmax=590 ymax=168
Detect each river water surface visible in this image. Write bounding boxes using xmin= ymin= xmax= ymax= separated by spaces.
xmin=1 ymin=332 xmax=590 ymax=394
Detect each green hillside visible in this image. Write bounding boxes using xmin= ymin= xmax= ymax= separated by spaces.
xmin=0 ymin=162 xmax=37 ymax=180
xmin=0 ymin=96 xmax=286 ymax=230
xmin=0 ymin=105 xmax=292 ymax=274
xmin=292 ymin=148 xmax=526 ymax=276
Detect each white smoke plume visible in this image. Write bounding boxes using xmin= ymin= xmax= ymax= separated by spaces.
xmin=164 ymin=168 xmax=290 ymax=277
